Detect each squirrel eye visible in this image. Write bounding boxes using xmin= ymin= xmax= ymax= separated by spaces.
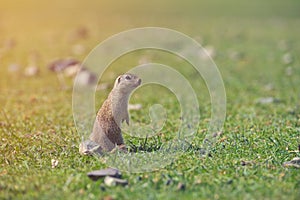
xmin=125 ymin=75 xmax=131 ymax=80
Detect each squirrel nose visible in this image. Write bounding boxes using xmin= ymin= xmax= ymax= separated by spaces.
xmin=137 ymin=78 xmax=142 ymax=85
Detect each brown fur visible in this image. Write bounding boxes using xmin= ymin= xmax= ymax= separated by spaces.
xmin=97 ymin=98 xmax=123 ymax=144
xmin=89 ymin=73 xmax=141 ymax=152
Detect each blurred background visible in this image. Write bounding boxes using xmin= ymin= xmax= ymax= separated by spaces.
xmin=1 ymin=0 xmax=299 ymax=59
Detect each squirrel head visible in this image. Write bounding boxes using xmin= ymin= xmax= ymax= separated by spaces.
xmin=113 ymin=73 xmax=141 ymax=94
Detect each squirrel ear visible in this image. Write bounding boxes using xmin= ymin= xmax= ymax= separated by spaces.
xmin=118 ymin=76 xmax=122 ymax=83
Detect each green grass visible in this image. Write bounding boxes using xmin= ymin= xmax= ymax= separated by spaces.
xmin=1 ymin=0 xmax=300 ymax=199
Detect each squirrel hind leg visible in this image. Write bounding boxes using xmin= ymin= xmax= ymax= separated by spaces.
xmin=110 ymin=144 xmax=128 ymax=154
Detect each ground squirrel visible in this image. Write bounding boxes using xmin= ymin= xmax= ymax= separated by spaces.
xmin=79 ymin=73 xmax=141 ymax=155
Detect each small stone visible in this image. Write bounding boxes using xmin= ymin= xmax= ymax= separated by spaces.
xmin=240 ymin=160 xmax=254 ymax=166
xmin=128 ymin=104 xmax=143 ymax=110
xmin=51 ymin=159 xmax=59 ymax=168
xmin=205 ymin=45 xmax=216 ymax=58
xmin=48 ymin=58 xmax=80 ymax=72
xmin=282 ymin=53 xmax=293 ymax=65
xmin=212 ymin=131 xmax=223 ymax=138
xmin=79 ymin=188 xmax=85 ymax=194
xmin=194 ymin=178 xmax=202 ymax=185
xmin=87 ymin=168 xmax=121 ymax=181
xmin=24 ymin=66 xmax=39 ymax=77
xmin=199 ymin=45 xmax=216 ymax=59
xmin=198 ymin=148 xmax=208 ymax=157
xmin=63 ymin=65 xmax=80 ymax=77
xmin=104 ymin=176 xmax=128 ymax=187
xmin=255 ymin=97 xmax=280 ymax=104
xmin=75 ymin=70 xmax=97 ymax=86
xmin=176 ymin=182 xmax=185 ymax=191
xmin=283 ymin=157 xmax=300 ymax=168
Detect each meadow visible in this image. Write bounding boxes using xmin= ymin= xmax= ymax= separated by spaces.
xmin=0 ymin=0 xmax=300 ymax=199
